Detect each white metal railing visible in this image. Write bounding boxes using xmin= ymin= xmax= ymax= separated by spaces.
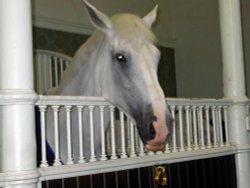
xmin=36 ymin=95 xmax=145 ymax=166
xmin=0 ymin=96 xmax=240 ymax=187
xmin=34 ymin=50 xmax=72 ymax=94
xmin=35 ymin=96 xmax=234 ymax=173
xmin=167 ymin=98 xmax=231 ymax=151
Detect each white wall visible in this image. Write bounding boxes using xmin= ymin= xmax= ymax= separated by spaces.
xmin=32 ymin=0 xmax=250 ymax=98
xmin=172 ymin=0 xmax=223 ymax=98
xmin=32 ymin=0 xmax=175 ymax=47
xmin=172 ymin=0 xmax=250 ymax=98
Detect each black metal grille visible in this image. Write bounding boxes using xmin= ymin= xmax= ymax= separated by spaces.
xmin=166 ymin=155 xmax=236 ymax=188
xmin=42 ymin=155 xmax=236 ymax=188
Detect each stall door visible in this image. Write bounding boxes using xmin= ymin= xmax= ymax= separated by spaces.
xmin=42 ymin=155 xmax=236 ymax=188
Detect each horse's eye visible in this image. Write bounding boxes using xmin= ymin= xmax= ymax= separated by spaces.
xmin=115 ymin=53 xmax=127 ymax=64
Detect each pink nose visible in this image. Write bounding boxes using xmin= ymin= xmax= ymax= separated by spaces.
xmin=145 ymin=127 xmax=169 ymax=151
xmin=144 ymin=113 xmax=173 ymax=151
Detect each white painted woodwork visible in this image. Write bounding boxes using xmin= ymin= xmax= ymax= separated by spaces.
xmin=219 ymin=0 xmax=250 ymax=188
xmin=0 ymin=0 xmax=39 ymax=187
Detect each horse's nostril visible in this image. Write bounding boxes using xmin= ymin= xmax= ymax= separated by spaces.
xmin=149 ymin=116 xmax=157 ymax=139
xmin=152 ymin=115 xmax=157 ymax=122
xmin=150 ymin=123 xmax=156 ymax=138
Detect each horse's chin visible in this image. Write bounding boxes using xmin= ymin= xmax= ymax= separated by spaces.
xmin=145 ymin=121 xmax=170 ymax=151
xmin=144 ymin=136 xmax=166 ymax=151
xmin=145 ymin=143 xmax=165 ymax=151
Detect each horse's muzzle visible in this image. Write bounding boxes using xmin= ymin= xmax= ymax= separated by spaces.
xmin=133 ymin=102 xmax=173 ymax=151
xmin=144 ymin=112 xmax=173 ymax=151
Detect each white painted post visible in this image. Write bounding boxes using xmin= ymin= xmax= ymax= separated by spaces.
xmin=119 ymin=112 xmax=127 ymax=158
xmin=211 ymin=107 xmax=218 ymax=147
xmin=170 ymin=106 xmax=177 ymax=152
xmin=205 ymin=106 xmax=212 ymax=149
xmin=77 ymin=106 xmax=86 ymax=163
xmin=52 ymin=106 xmax=61 ymax=166
xmin=88 ymin=105 xmax=96 ymax=162
xmin=109 ymin=105 xmax=118 ymax=160
xmin=39 ymin=106 xmax=49 ymax=168
xmin=129 ymin=121 xmax=136 ymax=157
xmin=177 ymin=106 xmax=184 ymax=151
xmin=185 ymin=106 xmax=192 ymax=151
xmin=99 ymin=105 xmax=108 ymax=161
xmin=0 ymin=0 xmax=39 ymax=187
xmin=198 ymin=106 xmax=205 ymax=149
xmin=192 ymin=106 xmax=199 ymax=150
xmin=219 ymin=0 xmax=250 ymax=188
xmin=65 ymin=105 xmax=73 ymax=165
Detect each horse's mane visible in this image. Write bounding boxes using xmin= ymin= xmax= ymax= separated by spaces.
xmin=111 ymin=13 xmax=157 ymax=44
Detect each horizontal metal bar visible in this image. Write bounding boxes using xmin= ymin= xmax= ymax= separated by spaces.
xmin=36 ymin=95 xmax=110 ymax=106
xmin=38 ymin=146 xmax=235 ymax=182
xmin=35 ymin=95 xmax=234 ymax=107
xmin=167 ymin=98 xmax=233 ymax=106
xmin=34 ymin=49 xmax=72 ymax=62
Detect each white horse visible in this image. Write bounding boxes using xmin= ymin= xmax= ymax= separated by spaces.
xmin=46 ymin=0 xmax=173 ymax=163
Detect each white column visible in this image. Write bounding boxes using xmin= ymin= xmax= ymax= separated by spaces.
xmin=0 ymin=0 xmax=39 ymax=187
xmin=219 ymin=1 xmax=250 ymax=188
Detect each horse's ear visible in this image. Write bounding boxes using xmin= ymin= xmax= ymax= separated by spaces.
xmin=83 ymin=0 xmax=112 ymax=35
xmin=143 ymin=5 xmax=158 ymax=28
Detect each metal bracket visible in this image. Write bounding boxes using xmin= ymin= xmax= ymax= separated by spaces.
xmin=154 ymin=165 xmax=167 ymax=187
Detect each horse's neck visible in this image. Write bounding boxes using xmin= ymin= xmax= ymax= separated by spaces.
xmin=55 ymin=34 xmax=103 ymax=96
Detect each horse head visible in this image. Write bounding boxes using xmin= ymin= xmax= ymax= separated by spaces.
xmin=83 ymin=0 xmax=173 ymax=151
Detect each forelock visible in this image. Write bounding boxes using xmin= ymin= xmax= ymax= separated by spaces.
xmin=110 ymin=14 xmax=157 ymax=44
